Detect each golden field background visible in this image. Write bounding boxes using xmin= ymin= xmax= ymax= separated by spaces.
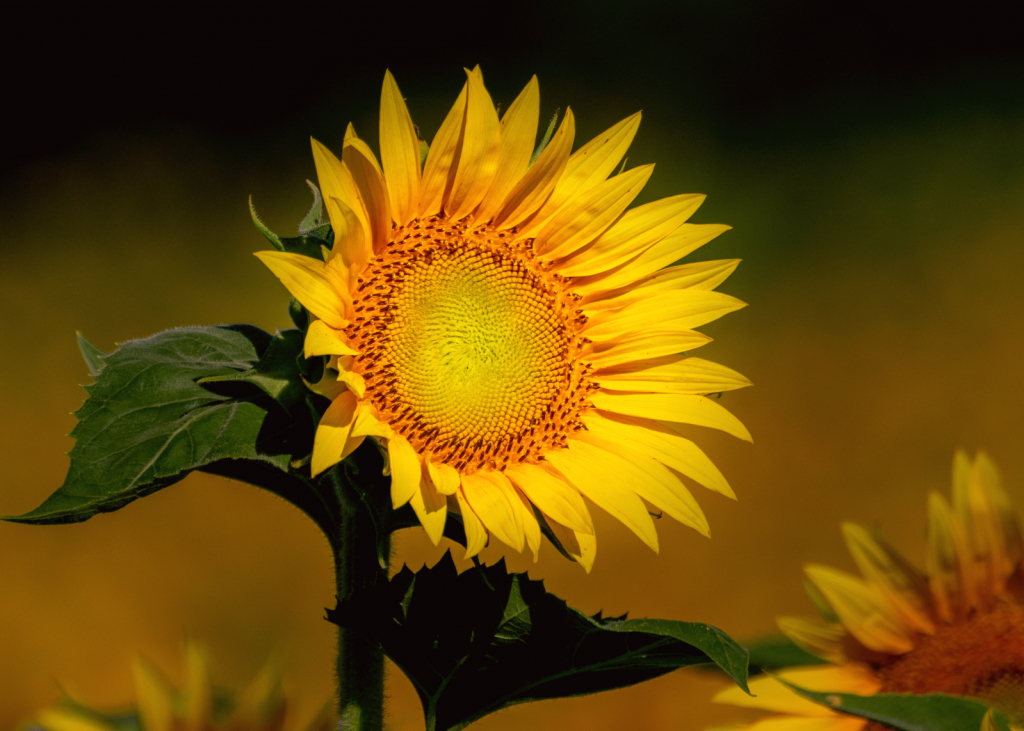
xmin=2 ymin=4 xmax=1024 ymax=729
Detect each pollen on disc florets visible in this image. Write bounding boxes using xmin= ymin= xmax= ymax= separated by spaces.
xmin=347 ymin=215 xmax=597 ymax=474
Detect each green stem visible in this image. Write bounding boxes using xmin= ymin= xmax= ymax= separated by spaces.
xmin=333 ymin=473 xmax=389 ymax=731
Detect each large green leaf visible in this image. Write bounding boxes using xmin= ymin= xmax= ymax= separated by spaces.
xmin=779 ymin=679 xmax=1013 ymax=731
xmin=4 ymin=326 xmax=337 ymax=541
xmin=328 ymin=552 xmax=750 ymax=731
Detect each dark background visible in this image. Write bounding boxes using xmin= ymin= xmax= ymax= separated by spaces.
xmin=2 ymin=2 xmax=1023 ymax=728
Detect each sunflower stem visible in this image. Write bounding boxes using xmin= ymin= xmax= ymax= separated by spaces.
xmin=333 ymin=471 xmax=389 ymax=731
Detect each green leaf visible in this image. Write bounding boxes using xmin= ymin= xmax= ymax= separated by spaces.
xmin=328 ymin=552 xmax=749 ymax=731
xmin=4 ymin=326 xmax=338 ymax=542
xmin=778 ymin=679 xmax=1012 ymax=731
xmin=298 ymin=179 xmax=325 ymax=234
xmin=76 ymin=331 xmax=107 ymax=377
xmin=199 ymin=329 xmax=309 ymax=414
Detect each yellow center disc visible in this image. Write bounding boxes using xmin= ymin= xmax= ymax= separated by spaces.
xmin=348 ymin=216 xmax=593 ymax=472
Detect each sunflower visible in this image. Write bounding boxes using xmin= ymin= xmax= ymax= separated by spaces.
xmin=26 ymin=642 xmax=332 ymax=731
xmin=712 ymin=451 xmax=1024 ymax=730
xmin=256 ymin=68 xmax=750 ymax=569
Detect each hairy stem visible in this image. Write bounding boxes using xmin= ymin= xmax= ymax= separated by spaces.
xmin=333 ymin=472 xmax=389 ymax=731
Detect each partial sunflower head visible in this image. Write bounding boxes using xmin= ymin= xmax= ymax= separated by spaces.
xmin=257 ymin=68 xmax=750 ymax=569
xmin=27 ymin=642 xmax=332 ymax=731
xmin=713 ymin=450 xmax=1024 ymax=730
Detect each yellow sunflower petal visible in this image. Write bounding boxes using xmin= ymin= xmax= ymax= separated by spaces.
xmin=804 ymin=564 xmax=914 ymax=654
xmin=311 ymin=392 xmax=358 ymax=478
xmin=342 ymin=137 xmax=391 ymax=253
xmin=584 ymin=330 xmax=713 ymax=368
xmin=583 ymin=289 xmax=746 ymax=341
xmin=182 ymin=642 xmax=213 ymax=730
xmin=350 ymin=401 xmax=391 ymax=439
xmin=475 ymin=75 xmax=540 ymax=222
xmin=714 ymin=665 xmax=880 ymax=717
xmin=577 ymin=432 xmax=710 ymax=536
xmin=594 ymin=355 xmax=751 ymax=395
xmin=582 ymin=259 xmax=741 ymax=314
xmin=926 ymin=491 xmax=977 ymax=621
xmin=310 ymin=138 xmax=371 ymax=271
xmin=409 ymin=465 xmax=448 ymax=545
xmin=453 ymin=488 xmax=488 ymax=558
xmin=305 ymin=319 xmax=359 ymax=358
xmin=254 ymin=251 xmax=350 ymax=329
xmin=232 ymin=658 xmax=286 ymax=728
xmin=841 ymin=522 xmax=935 ymax=635
xmin=544 ymin=512 xmax=597 ymax=573
xmin=553 ymin=193 xmax=705 ymax=277
xmin=534 ymin=164 xmax=654 ymax=259
xmin=379 ymin=70 xmax=421 ymax=227
xmin=545 ymin=439 xmax=659 ymax=552
xmin=573 ymin=222 xmax=731 ymax=294
xmin=975 ymin=451 xmax=1024 ymax=586
xmin=590 ymin=391 xmax=752 ymax=442
xmin=426 ymin=459 xmax=461 ymax=496
xmin=419 ymin=79 xmax=469 ymax=216
xmin=131 ymin=656 xmax=175 ymax=731
xmin=33 ymin=711 xmax=118 ymax=731
xmin=776 ymin=616 xmax=848 ymax=664
xmin=461 ymin=471 xmax=526 ymax=552
xmin=525 ymin=111 xmax=642 ymax=232
xmin=514 ymin=487 xmax=542 ymax=561
xmin=495 ymin=107 xmax=575 ymax=228
xmin=387 ymin=435 xmax=422 ymax=509
xmin=504 ymin=461 xmax=595 ymax=535
xmin=446 ymin=67 xmax=501 ymax=220
xmin=583 ymin=412 xmax=735 ymax=498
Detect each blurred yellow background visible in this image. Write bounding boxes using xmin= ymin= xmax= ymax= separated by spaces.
xmin=2 ymin=3 xmax=1024 ymax=729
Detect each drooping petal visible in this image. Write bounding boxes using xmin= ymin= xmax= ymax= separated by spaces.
xmin=495 ymin=108 xmax=575 ymax=228
xmin=583 ymin=412 xmax=735 ymax=498
xmin=453 ymin=489 xmax=488 ymax=559
xmin=475 ymin=75 xmax=540 ymax=222
xmin=504 ymin=461 xmax=594 ymax=534
xmin=426 ymin=459 xmax=461 ymax=496
xmin=533 ymin=165 xmax=654 ymax=259
xmin=446 ymin=68 xmax=501 ymax=220
xmin=594 ymin=355 xmax=751 ymax=395
xmin=841 ymin=522 xmax=935 ymax=634
xmin=590 ymin=391 xmax=752 ymax=442
xmin=584 ymin=330 xmax=713 ymax=368
xmin=461 ymin=471 xmax=526 ymax=552
xmin=573 ymin=222 xmax=731 ymax=294
xmin=584 ymin=289 xmax=746 ymax=341
xmin=342 ymin=137 xmax=391 ymax=253
xmin=304 ymin=319 xmax=358 ymax=358
xmin=388 ymin=434 xmax=422 ymax=509
xmin=254 ymin=251 xmax=350 ymax=329
xmin=545 ymin=439 xmax=659 ymax=551
xmin=379 ymin=70 xmax=421 ymax=227
xmin=553 ymin=193 xmax=705 ymax=277
xmin=311 ymin=392 xmax=358 ymax=478
xmin=409 ymin=463 xmax=448 ymax=545
xmin=804 ymin=564 xmax=914 ymax=654
xmin=544 ymin=512 xmax=597 ymax=573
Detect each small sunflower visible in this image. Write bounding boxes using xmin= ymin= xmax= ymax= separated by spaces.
xmin=257 ymin=68 xmax=750 ymax=569
xmin=27 ymin=642 xmax=332 ymax=731
xmin=713 ymin=451 xmax=1024 ymax=730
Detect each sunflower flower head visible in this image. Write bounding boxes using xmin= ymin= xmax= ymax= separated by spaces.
xmin=257 ymin=68 xmax=750 ymax=569
xmin=26 ymin=642 xmax=333 ymax=731
xmin=713 ymin=450 xmax=1024 ymax=730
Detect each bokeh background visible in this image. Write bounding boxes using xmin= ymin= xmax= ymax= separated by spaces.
xmin=2 ymin=2 xmax=1024 ymax=728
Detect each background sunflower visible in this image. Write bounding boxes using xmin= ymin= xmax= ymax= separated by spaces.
xmin=2 ymin=1 xmax=1023 ymax=729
